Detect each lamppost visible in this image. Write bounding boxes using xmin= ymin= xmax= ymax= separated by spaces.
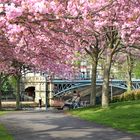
xmin=45 ymin=76 xmax=48 ymax=111
xmin=46 ymin=74 xmax=54 ymax=108
xmin=43 ymin=73 xmax=50 ymax=111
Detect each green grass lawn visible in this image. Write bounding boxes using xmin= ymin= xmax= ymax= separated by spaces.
xmin=0 ymin=111 xmax=14 ymax=140
xmin=69 ymin=100 xmax=140 ymax=134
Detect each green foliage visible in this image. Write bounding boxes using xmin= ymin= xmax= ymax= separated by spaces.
xmin=111 ymin=59 xmax=140 ymax=79
xmin=112 ymin=90 xmax=140 ymax=102
xmin=0 ymin=74 xmax=14 ymax=98
xmin=2 ymin=80 xmax=13 ymax=95
xmin=133 ymin=61 xmax=140 ymax=78
xmin=8 ymin=76 xmax=17 ymax=91
xmin=73 ymin=60 xmax=81 ymax=67
xmin=69 ymin=100 xmax=140 ymax=134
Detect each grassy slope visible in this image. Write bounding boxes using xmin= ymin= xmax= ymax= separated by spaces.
xmin=70 ymin=100 xmax=140 ymax=134
xmin=0 ymin=112 xmax=14 ymax=140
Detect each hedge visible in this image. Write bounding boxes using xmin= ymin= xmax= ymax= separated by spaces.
xmin=112 ymin=89 xmax=140 ymax=103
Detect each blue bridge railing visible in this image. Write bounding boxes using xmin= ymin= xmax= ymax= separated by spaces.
xmin=51 ymin=79 xmax=140 ymax=97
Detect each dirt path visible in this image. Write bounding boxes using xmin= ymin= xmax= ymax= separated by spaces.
xmin=0 ymin=109 xmax=140 ymax=140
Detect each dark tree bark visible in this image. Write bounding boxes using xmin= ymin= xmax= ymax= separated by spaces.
xmin=90 ymin=58 xmax=98 ymax=106
xmin=126 ymin=53 xmax=133 ymax=91
xmin=101 ymin=26 xmax=120 ymax=108
xmin=102 ymin=53 xmax=112 ymax=108
xmin=84 ymin=36 xmax=100 ymax=106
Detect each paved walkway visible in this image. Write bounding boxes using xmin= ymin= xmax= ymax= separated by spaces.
xmin=0 ymin=109 xmax=140 ymax=140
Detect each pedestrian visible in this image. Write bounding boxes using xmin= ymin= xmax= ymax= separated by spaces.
xmin=39 ymin=96 xmax=42 ymax=108
xmin=72 ymin=91 xmax=81 ymax=109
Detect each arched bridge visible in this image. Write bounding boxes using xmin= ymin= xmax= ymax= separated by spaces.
xmin=52 ymin=79 xmax=140 ymax=97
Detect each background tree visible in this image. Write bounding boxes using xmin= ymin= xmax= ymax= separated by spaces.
xmin=0 ymin=73 xmax=9 ymax=110
xmin=133 ymin=61 xmax=140 ymax=79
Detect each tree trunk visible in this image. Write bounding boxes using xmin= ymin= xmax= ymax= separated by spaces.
xmin=15 ymin=75 xmax=21 ymax=110
xmin=0 ymin=90 xmax=2 ymax=110
xmin=102 ymin=54 xmax=112 ymax=108
xmin=0 ymin=78 xmax=2 ymax=110
xmin=90 ymin=60 xmax=98 ymax=106
xmin=127 ymin=71 xmax=132 ymax=91
xmin=126 ymin=54 xmax=133 ymax=91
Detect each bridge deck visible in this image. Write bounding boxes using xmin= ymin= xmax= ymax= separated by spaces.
xmin=51 ymin=79 xmax=140 ymax=97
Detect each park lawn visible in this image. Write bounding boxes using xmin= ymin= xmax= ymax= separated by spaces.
xmin=69 ymin=100 xmax=140 ymax=134
xmin=0 ymin=111 xmax=6 ymax=115
xmin=0 ymin=111 xmax=14 ymax=140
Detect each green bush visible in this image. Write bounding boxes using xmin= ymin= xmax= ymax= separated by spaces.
xmin=112 ymin=89 xmax=140 ymax=103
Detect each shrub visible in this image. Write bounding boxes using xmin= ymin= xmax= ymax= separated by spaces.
xmin=112 ymin=89 xmax=140 ymax=103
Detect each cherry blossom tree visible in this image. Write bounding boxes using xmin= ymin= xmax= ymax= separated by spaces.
xmin=0 ymin=0 xmax=140 ymax=109
xmin=90 ymin=0 xmax=140 ymax=107
xmin=0 ymin=24 xmax=16 ymax=109
xmin=0 ymin=0 xmax=79 ymax=77
xmin=0 ymin=28 xmax=29 ymax=109
xmin=0 ymin=0 xmax=80 ymax=109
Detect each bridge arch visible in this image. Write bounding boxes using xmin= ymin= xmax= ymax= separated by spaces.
xmin=53 ymin=82 xmax=127 ymax=97
xmin=52 ymin=79 xmax=140 ymax=98
xmin=23 ymin=86 xmax=35 ymax=101
xmin=21 ymin=73 xmax=47 ymax=105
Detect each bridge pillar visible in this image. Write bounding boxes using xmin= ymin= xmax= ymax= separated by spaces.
xmin=48 ymin=82 xmax=54 ymax=106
